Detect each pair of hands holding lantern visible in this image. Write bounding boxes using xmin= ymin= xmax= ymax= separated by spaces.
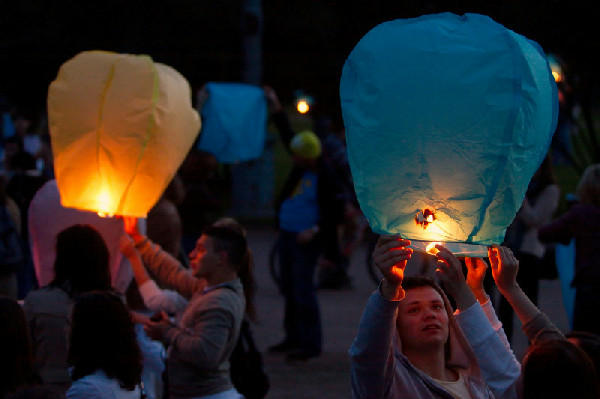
xmin=119 ymin=216 xmax=174 ymax=340
xmin=373 ymin=235 xmax=521 ymax=308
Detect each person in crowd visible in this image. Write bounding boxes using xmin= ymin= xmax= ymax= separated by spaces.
xmin=499 ymin=155 xmax=560 ymax=340
xmin=567 ymin=331 xmax=600 ymax=377
xmin=311 ymin=113 xmax=357 ymax=289
xmin=122 ymin=217 xmax=261 ymax=399
xmin=147 ymin=174 xmax=187 ymax=265
xmin=212 ymin=217 xmax=257 ymax=324
xmin=539 ymin=163 xmax=600 ymax=334
xmin=22 ymin=224 xmax=112 ymax=395
xmin=521 ymin=339 xmax=600 ymax=399
xmin=0 ymin=176 xmax=22 ymax=299
xmin=363 ymin=232 xmax=600 ymax=399
xmin=351 ymin=234 xmax=509 ymax=399
xmin=124 ymin=218 xmax=246 ymax=399
xmin=439 ymin=240 xmax=600 ymax=399
xmin=121 ymin=217 xmax=256 ymax=323
xmin=0 ymin=297 xmax=41 ymax=399
xmin=6 ymin=145 xmax=47 ymax=298
xmin=27 ymin=179 xmax=133 ymax=295
xmin=177 ymin=149 xmax=222 ymax=255
xmin=264 ymin=86 xmax=344 ymax=361
xmin=66 ymin=291 xmax=142 ymax=399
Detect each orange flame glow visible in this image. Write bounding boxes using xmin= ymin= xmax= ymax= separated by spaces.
xmin=297 ymin=100 xmax=310 ymax=114
xmin=426 ymin=242 xmax=442 ymax=255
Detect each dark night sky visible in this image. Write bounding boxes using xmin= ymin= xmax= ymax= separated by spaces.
xmin=1 ymin=0 xmax=597 ymax=124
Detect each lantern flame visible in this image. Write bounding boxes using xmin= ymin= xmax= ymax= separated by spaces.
xmin=96 ymin=189 xmax=114 ymax=218
xmin=415 ymin=208 xmax=436 ymax=229
xmin=552 ymin=71 xmax=561 ymax=83
xmin=426 ymin=242 xmax=442 ymax=255
xmin=297 ymin=100 xmax=310 ymax=114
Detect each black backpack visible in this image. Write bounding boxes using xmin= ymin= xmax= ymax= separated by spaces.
xmin=0 ymin=206 xmax=24 ymax=275
xmin=230 ymin=320 xmax=270 ymax=399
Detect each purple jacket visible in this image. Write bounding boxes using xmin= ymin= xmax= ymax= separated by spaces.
xmin=539 ymin=203 xmax=600 ymax=286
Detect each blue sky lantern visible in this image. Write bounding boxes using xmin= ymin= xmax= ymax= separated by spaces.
xmin=340 ymin=13 xmax=558 ymax=256
xmin=198 ymin=82 xmax=267 ymax=163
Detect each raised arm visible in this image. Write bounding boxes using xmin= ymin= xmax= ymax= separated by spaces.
xmin=349 ymin=234 xmax=411 ymax=399
xmin=435 ymin=246 xmax=520 ymax=399
xmin=264 ymin=86 xmax=295 ymax=151
xmin=123 ymin=217 xmax=204 ymax=300
xmin=464 ymin=257 xmax=512 ymax=347
xmin=120 ymin=234 xmax=188 ymax=314
xmin=489 ymin=245 xmax=564 ymax=343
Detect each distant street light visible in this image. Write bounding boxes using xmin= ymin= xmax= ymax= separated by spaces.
xmin=296 ymin=99 xmax=310 ymax=113
xmin=548 ymin=54 xmax=563 ymax=83
xmin=294 ymin=91 xmax=313 ymax=114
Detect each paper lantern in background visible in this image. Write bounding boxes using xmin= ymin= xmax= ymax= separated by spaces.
xmin=198 ymin=82 xmax=267 ymax=163
xmin=48 ymin=51 xmax=200 ymax=217
xmin=28 ymin=180 xmax=132 ymax=292
xmin=340 ymin=13 xmax=558 ymax=256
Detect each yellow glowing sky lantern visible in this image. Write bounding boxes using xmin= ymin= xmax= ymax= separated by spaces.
xmin=47 ymin=51 xmax=200 ymax=217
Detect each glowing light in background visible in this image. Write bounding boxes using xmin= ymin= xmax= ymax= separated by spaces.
xmin=548 ymin=54 xmax=563 ymax=83
xmin=297 ymin=99 xmax=310 ymax=114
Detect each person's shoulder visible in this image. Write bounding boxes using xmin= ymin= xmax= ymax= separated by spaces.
xmin=67 ymin=371 xmax=140 ymax=399
xmin=66 ymin=372 xmax=109 ymax=399
xmin=196 ymin=283 xmax=244 ymax=309
xmin=24 ymin=286 xmax=69 ymax=305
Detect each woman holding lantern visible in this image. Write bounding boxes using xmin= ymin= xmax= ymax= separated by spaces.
xmin=355 ymin=234 xmax=596 ymax=399
xmin=350 ymin=235 xmax=519 ymax=399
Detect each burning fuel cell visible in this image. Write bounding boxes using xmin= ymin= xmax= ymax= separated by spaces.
xmin=415 ymin=208 xmax=436 ymax=229
xmin=425 ymin=242 xmax=443 ymax=255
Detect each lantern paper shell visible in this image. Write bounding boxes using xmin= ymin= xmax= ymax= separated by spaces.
xmin=29 ymin=180 xmax=131 ymax=291
xmin=198 ymin=82 xmax=267 ymax=163
xmin=340 ymin=13 xmax=558 ymax=255
xmin=48 ymin=51 xmax=200 ymax=217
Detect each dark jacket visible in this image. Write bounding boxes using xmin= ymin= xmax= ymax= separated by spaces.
xmin=271 ymin=110 xmax=345 ymax=262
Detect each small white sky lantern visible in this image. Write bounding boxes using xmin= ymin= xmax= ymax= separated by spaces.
xmin=340 ymin=13 xmax=558 ymax=256
xmin=48 ymin=51 xmax=200 ymax=217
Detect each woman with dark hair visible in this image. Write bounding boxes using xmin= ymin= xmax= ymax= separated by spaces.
xmin=0 ymin=297 xmax=41 ymax=399
xmin=456 ymin=244 xmax=600 ymax=399
xmin=67 ymin=291 xmax=142 ymax=399
xmin=567 ymin=331 xmax=600 ymax=378
xmin=23 ymin=224 xmax=112 ymax=395
xmin=212 ymin=217 xmax=257 ymax=322
xmin=522 ymin=339 xmax=600 ymax=399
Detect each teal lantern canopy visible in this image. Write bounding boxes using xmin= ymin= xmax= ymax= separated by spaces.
xmin=198 ymin=82 xmax=267 ymax=163
xmin=340 ymin=13 xmax=558 ymax=256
